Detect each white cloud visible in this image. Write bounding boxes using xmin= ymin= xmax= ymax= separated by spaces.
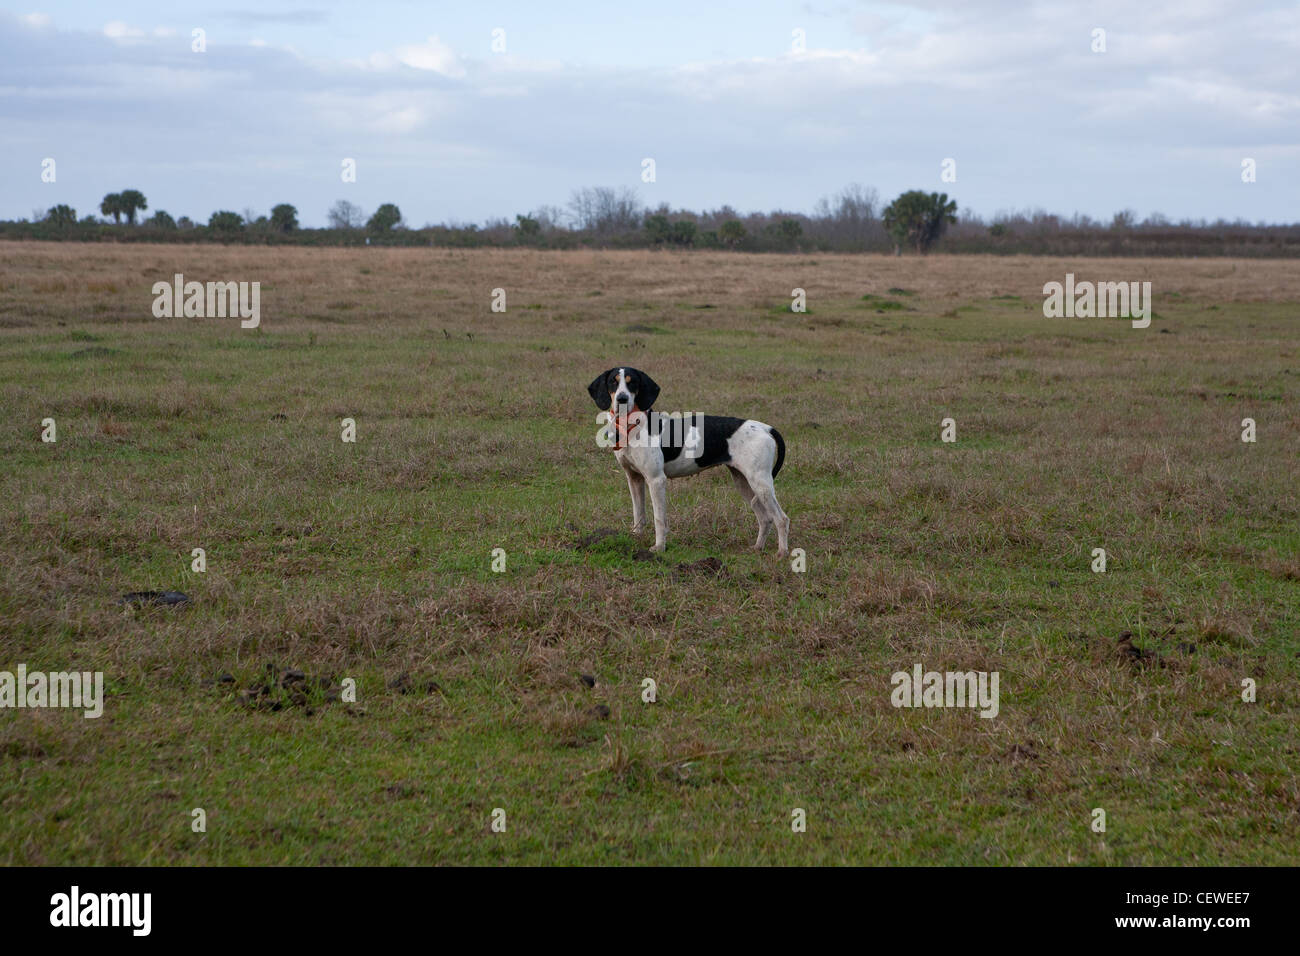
xmin=102 ymin=21 xmax=145 ymax=40
xmin=302 ymin=89 xmax=454 ymax=135
xmin=363 ymin=35 xmax=465 ymax=78
xmin=482 ymin=54 xmax=567 ymax=75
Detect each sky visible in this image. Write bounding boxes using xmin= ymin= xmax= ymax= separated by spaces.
xmin=2 ymin=1 xmax=1297 ymax=227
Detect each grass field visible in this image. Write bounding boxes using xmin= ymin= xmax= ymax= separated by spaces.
xmin=1 ymin=240 xmax=1297 ymax=865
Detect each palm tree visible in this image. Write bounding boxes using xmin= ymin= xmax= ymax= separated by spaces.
xmin=118 ymin=189 xmax=148 ymax=225
xmin=100 ymin=193 xmax=123 ymax=224
xmin=47 ymin=204 xmax=78 ymax=227
xmin=719 ymin=219 xmax=746 ymax=249
xmin=270 ymin=204 xmax=299 ymax=233
xmin=882 ymin=190 xmax=958 ymax=254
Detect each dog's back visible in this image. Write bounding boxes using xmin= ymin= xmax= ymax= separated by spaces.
xmin=657 ymin=415 xmax=782 ymax=481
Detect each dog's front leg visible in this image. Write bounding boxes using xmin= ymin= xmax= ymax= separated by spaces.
xmin=624 ymin=468 xmax=646 ymax=535
xmin=647 ymin=474 xmax=668 ymax=551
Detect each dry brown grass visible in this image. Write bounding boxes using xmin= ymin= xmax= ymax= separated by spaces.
xmin=5 ymin=242 xmax=1300 ymax=334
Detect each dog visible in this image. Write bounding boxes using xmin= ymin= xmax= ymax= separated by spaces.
xmin=586 ymin=367 xmax=790 ymax=557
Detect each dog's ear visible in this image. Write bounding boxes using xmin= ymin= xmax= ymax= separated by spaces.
xmin=635 ymin=369 xmax=660 ymax=411
xmin=587 ymin=369 xmax=613 ymax=410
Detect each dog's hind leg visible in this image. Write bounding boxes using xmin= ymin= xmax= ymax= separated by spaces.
xmin=759 ymin=478 xmax=791 ymax=559
xmin=737 ymin=465 xmax=789 ymax=559
xmin=729 ymin=465 xmax=773 ymax=550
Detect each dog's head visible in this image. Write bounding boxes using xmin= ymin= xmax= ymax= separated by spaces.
xmin=586 ymin=367 xmax=660 ymax=414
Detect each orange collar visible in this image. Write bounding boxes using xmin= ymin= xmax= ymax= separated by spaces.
xmin=611 ymin=407 xmax=640 ymax=450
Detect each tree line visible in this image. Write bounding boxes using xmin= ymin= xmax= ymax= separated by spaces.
xmin=10 ymin=186 xmax=1299 ymax=257
xmin=39 ymin=193 xmax=405 ymax=236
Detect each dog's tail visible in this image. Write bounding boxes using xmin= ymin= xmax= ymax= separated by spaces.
xmin=769 ymin=426 xmax=785 ymax=479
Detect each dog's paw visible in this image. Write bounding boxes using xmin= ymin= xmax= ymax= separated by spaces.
xmin=776 ymin=548 xmax=789 ymax=560
xmin=650 ymin=543 xmax=666 ymax=553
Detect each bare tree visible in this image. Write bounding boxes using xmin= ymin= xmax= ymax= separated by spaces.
xmin=530 ymin=205 xmax=566 ymax=232
xmin=568 ymin=186 xmax=641 ymax=234
xmin=328 ymin=199 xmax=365 ymax=230
xmin=812 ymin=183 xmax=879 ymax=243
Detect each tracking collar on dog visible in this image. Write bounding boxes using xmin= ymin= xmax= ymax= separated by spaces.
xmin=611 ymin=407 xmax=642 ymax=450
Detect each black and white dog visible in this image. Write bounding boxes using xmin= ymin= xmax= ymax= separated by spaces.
xmin=587 ymin=367 xmax=790 ymax=557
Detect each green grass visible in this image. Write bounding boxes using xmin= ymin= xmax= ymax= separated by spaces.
xmin=0 ymin=244 xmax=1297 ymax=865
